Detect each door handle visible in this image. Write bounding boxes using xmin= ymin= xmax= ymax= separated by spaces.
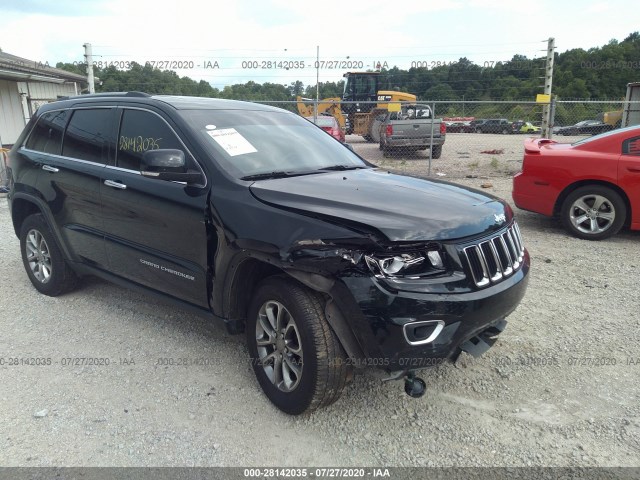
xmin=42 ymin=165 xmax=59 ymax=173
xmin=627 ymin=167 xmax=640 ymax=173
xmin=104 ymin=179 xmax=127 ymax=190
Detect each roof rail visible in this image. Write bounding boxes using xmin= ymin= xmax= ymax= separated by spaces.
xmin=57 ymin=91 xmax=151 ymax=100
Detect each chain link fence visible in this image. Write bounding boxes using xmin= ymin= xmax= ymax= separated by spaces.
xmin=258 ymin=99 xmax=632 ymax=180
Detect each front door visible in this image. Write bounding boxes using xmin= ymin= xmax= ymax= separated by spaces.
xmin=101 ymin=107 xmax=210 ymax=308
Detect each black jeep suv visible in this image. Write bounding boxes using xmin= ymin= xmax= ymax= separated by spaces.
xmin=6 ymin=93 xmax=529 ymax=414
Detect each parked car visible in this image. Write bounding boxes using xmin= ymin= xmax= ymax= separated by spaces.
xmin=557 ymin=120 xmax=614 ymax=136
xmin=305 ymin=114 xmax=345 ymax=142
xmin=446 ymin=121 xmax=474 ymax=133
xmin=519 ymin=122 xmax=541 ymax=134
xmin=7 ymin=92 xmax=529 ymax=414
xmin=378 ymin=104 xmax=446 ymax=158
xmin=511 ymin=120 xmax=526 ymax=133
xmin=478 ymin=118 xmax=513 ymax=134
xmin=513 ymin=125 xmax=640 ymax=240
xmin=470 ymin=119 xmax=487 ymax=132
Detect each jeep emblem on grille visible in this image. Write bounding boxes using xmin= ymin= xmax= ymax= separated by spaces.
xmin=494 ymin=213 xmax=506 ymax=223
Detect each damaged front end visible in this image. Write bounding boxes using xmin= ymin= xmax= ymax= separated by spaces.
xmin=274 ymin=223 xmax=529 ymax=397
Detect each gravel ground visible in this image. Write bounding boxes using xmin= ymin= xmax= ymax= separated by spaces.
xmin=0 ymin=135 xmax=639 ymax=467
xmin=348 ymin=132 xmax=581 ymax=180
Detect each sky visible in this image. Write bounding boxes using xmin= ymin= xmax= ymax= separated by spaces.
xmin=0 ymin=0 xmax=638 ymax=89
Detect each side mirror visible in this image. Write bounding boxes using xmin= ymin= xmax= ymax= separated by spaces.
xmin=140 ymin=149 xmax=203 ymax=184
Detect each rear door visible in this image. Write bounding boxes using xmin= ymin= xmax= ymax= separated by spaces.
xmin=33 ymin=107 xmax=113 ymax=268
xmin=100 ymin=107 xmax=210 ymax=307
xmin=619 ymin=135 xmax=640 ymax=228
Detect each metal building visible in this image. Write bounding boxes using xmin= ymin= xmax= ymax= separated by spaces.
xmin=0 ymin=51 xmax=87 ymax=147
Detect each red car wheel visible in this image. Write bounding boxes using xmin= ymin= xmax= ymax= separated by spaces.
xmin=560 ymin=186 xmax=626 ymax=240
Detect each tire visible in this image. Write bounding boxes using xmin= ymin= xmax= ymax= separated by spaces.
xmin=19 ymin=214 xmax=78 ymax=296
xmin=560 ymin=186 xmax=626 ymax=240
xmin=369 ymin=118 xmax=382 ymax=144
xmin=431 ymin=145 xmax=442 ymax=159
xmin=381 ymin=140 xmax=391 ymax=157
xmin=246 ymin=277 xmax=351 ymax=414
xmin=362 ymin=135 xmax=373 ymax=142
xmin=502 ymin=128 xmax=509 ymax=134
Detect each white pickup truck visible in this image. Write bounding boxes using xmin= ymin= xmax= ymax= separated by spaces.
xmin=378 ymin=104 xmax=446 ymax=158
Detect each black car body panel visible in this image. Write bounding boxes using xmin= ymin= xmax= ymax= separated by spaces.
xmin=249 ymin=169 xmax=511 ymax=241
xmin=557 ymin=120 xmax=614 ymax=136
xmin=6 ymin=92 xmax=529 ymax=377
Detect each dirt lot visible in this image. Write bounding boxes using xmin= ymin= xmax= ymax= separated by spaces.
xmin=0 ymin=134 xmax=638 ymax=467
xmin=348 ymin=132 xmax=580 ymax=180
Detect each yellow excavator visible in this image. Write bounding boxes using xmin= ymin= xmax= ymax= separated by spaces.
xmin=297 ymin=72 xmax=417 ymax=143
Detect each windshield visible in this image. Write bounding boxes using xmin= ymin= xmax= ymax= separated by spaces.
xmin=180 ymin=109 xmax=365 ymax=179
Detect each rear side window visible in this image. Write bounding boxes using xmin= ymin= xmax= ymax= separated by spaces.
xmin=62 ymin=109 xmax=112 ymax=164
xmin=622 ymin=136 xmax=640 ymax=156
xmin=25 ymin=110 xmax=68 ymax=154
xmin=116 ymin=109 xmax=185 ymax=171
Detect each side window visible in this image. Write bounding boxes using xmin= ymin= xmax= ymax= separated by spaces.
xmin=62 ymin=109 xmax=112 ymax=164
xmin=117 ymin=109 xmax=185 ymax=171
xmin=25 ymin=110 xmax=68 ymax=154
xmin=622 ymin=136 xmax=640 ymax=156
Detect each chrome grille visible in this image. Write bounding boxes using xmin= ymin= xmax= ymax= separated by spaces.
xmin=463 ymin=223 xmax=525 ymax=288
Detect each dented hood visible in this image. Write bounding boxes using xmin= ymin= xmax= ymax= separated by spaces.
xmin=249 ymin=169 xmax=511 ymax=242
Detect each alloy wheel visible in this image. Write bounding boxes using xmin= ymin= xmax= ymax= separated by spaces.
xmin=25 ymin=229 xmax=52 ymax=283
xmin=569 ymin=194 xmax=616 ymax=235
xmin=255 ymin=300 xmax=303 ymax=392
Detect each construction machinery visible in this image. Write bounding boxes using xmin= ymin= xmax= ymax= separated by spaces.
xmin=297 ymin=72 xmax=416 ymax=143
xmin=599 ymin=82 xmax=640 ymax=129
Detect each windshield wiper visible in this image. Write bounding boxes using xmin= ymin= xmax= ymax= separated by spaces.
xmin=241 ymin=170 xmax=322 ymax=181
xmin=318 ymin=165 xmax=368 ymax=172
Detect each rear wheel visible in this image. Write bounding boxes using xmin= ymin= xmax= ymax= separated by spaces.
xmin=246 ymin=277 xmax=351 ymax=414
xmin=19 ymin=214 xmax=78 ymax=296
xmin=560 ymin=185 xmax=626 ymax=240
xmin=431 ymin=145 xmax=442 ymax=159
xmin=369 ymin=118 xmax=382 ymax=144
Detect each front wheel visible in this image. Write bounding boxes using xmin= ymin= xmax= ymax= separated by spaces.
xmin=19 ymin=214 xmax=78 ymax=296
xmin=246 ymin=277 xmax=351 ymax=414
xmin=560 ymin=186 xmax=626 ymax=240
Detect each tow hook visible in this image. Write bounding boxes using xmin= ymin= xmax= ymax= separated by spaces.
xmin=403 ymin=372 xmax=426 ymax=398
xmin=381 ymin=370 xmax=426 ymax=398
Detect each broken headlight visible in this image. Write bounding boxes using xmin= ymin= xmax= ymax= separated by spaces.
xmin=364 ymin=249 xmax=446 ymax=278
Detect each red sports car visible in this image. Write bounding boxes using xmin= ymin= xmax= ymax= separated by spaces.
xmin=512 ymin=126 xmax=640 ymax=240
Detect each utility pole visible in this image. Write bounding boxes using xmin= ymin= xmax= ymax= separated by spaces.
xmin=541 ymin=37 xmax=555 ymax=138
xmin=84 ymin=43 xmax=95 ymax=94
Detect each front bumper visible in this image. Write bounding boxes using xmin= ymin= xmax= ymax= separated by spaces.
xmin=334 ymin=250 xmax=530 ymax=372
